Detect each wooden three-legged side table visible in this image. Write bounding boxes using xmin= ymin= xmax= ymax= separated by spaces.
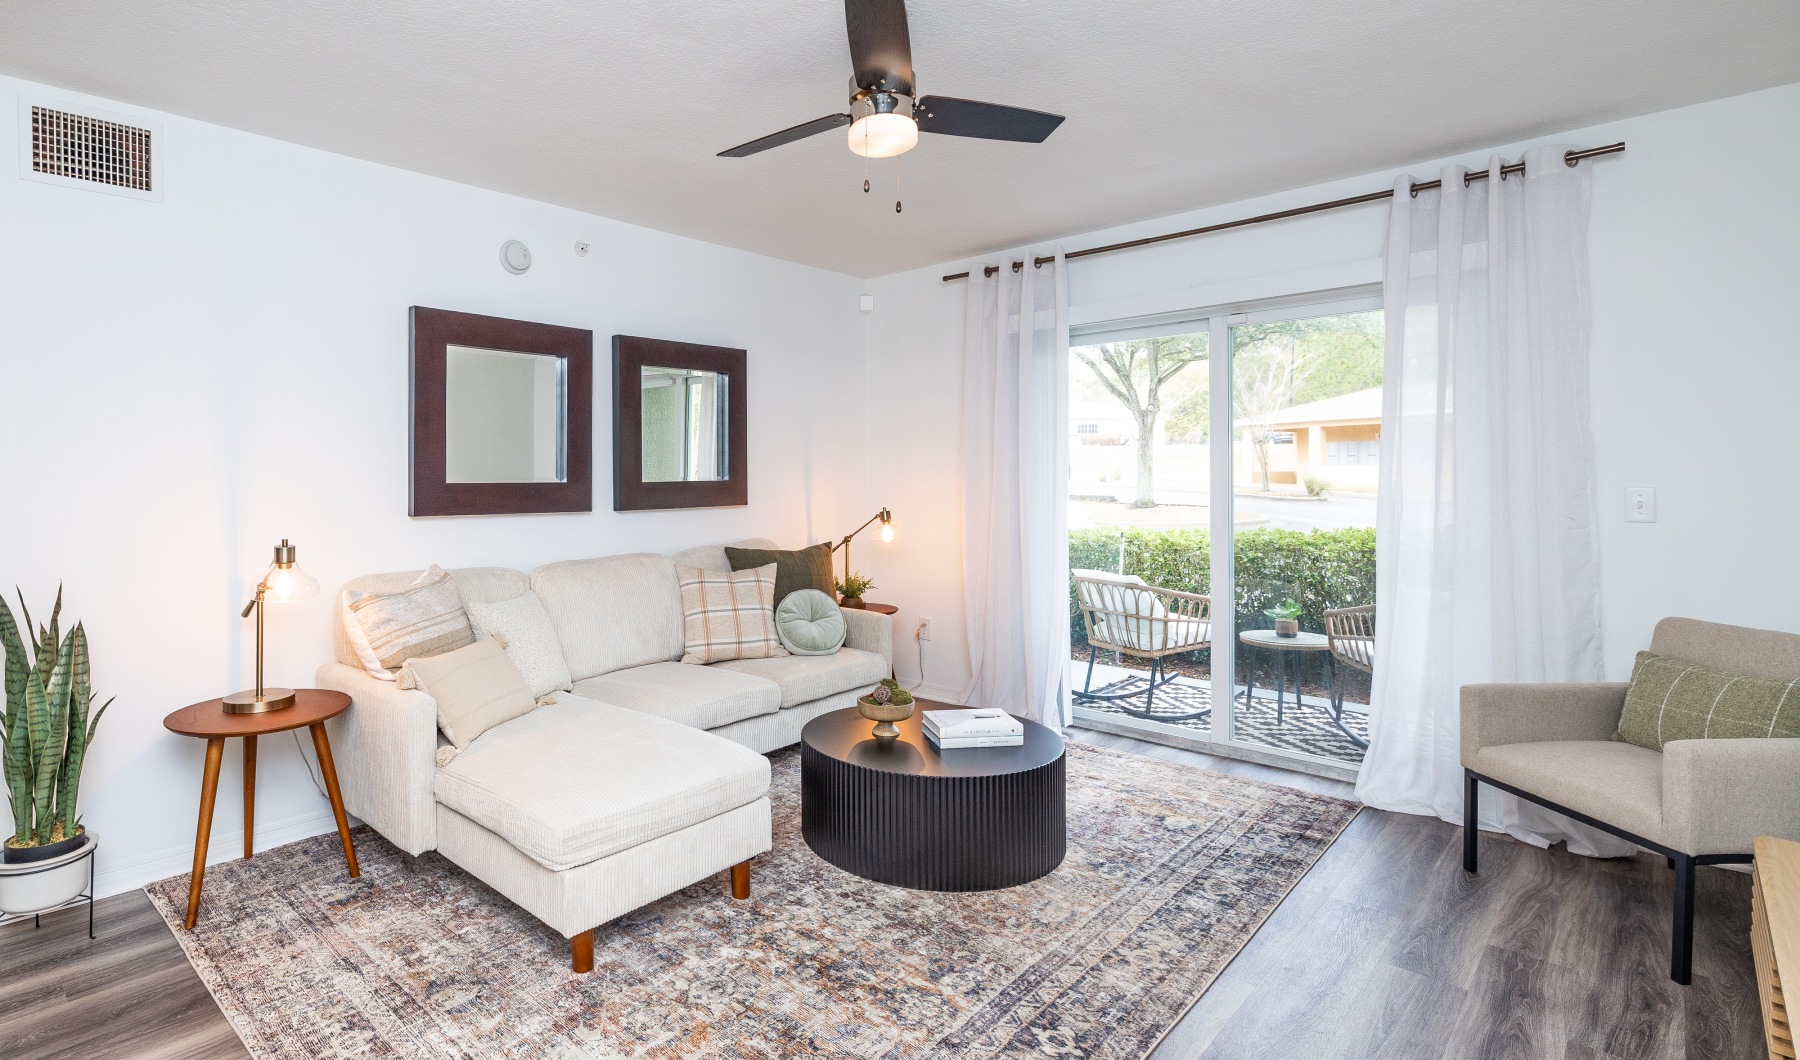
xmin=162 ymin=689 xmax=360 ymax=929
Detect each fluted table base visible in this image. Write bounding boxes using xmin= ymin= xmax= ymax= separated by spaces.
xmin=799 ymin=709 xmax=1066 ymax=892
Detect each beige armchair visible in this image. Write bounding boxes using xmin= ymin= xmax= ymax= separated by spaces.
xmin=1461 ymin=617 xmax=1800 ymax=985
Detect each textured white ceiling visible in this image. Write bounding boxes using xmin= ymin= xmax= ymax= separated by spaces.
xmin=3 ymin=1 xmax=1798 ymax=277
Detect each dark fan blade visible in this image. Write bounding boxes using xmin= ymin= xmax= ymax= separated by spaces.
xmin=845 ymin=0 xmax=913 ymax=93
xmin=718 ymin=114 xmax=853 ymax=157
xmin=915 ymin=96 xmax=1065 ymax=143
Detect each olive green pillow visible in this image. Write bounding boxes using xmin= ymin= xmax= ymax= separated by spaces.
xmin=725 ymin=542 xmax=835 ymax=607
xmin=1612 ymin=650 xmax=1800 ymax=751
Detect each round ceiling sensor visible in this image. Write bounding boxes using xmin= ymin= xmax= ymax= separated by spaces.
xmin=499 ymin=240 xmax=532 ymax=275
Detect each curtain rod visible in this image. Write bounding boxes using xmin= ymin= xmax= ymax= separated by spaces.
xmin=939 ymin=142 xmax=1625 ymax=282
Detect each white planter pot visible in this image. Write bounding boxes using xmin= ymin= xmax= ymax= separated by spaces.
xmin=0 ymin=831 xmax=96 ymax=916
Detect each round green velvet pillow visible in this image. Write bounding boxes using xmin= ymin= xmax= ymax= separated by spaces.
xmin=776 ymin=589 xmax=846 ymax=655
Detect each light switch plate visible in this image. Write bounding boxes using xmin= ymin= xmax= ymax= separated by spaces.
xmin=1625 ymin=487 xmax=1657 ymax=523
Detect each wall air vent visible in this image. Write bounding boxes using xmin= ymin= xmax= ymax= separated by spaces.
xmin=18 ymin=95 xmax=163 ymax=202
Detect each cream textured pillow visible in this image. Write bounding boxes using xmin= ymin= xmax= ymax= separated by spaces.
xmin=677 ymin=562 xmax=789 ymax=665
xmin=343 ymin=565 xmax=475 ymax=679
xmin=400 ymin=637 xmax=537 ymax=749
xmin=465 ymin=591 xmax=574 ymax=699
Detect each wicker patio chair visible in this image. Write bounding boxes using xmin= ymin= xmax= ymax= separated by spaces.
xmin=1325 ymin=603 xmax=1375 ymax=741
xmin=1072 ymin=569 xmax=1211 ymax=721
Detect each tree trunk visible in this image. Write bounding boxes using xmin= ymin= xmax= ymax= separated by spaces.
xmin=1132 ymin=410 xmax=1157 ymax=507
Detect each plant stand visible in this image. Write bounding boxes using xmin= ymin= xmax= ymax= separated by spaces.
xmin=0 ymin=842 xmax=96 ymax=940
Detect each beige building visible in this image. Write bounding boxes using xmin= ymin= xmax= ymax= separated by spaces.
xmin=1236 ymin=386 xmax=1382 ymax=491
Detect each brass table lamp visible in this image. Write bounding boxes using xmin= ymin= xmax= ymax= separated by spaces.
xmin=833 ymin=508 xmax=894 ymax=587
xmin=223 ymin=538 xmax=320 ymax=714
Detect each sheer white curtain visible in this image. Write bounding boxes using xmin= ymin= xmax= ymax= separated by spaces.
xmin=962 ymin=251 xmax=1071 ymax=728
xmin=1356 ymin=146 xmax=1631 ymax=856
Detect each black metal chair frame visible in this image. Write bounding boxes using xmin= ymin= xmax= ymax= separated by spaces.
xmin=1072 ymin=646 xmax=1205 ymax=722
xmin=1463 ymin=768 xmax=1749 ymax=985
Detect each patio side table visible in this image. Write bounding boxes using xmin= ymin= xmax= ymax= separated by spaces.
xmin=1237 ymin=630 xmax=1367 ymax=749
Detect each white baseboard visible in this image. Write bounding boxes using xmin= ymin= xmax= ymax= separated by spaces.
xmin=93 ymin=808 xmax=353 ymax=901
xmin=907 ymin=682 xmax=968 ymax=705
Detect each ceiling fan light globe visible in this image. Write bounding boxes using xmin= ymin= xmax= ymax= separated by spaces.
xmin=848 ymin=112 xmax=918 ymax=158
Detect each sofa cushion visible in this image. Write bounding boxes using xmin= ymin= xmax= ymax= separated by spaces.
xmin=334 ymin=567 xmax=528 ymax=673
xmin=715 ymin=647 xmax=890 ymax=709
xmin=725 ymin=542 xmax=835 ymax=606
xmin=342 ymin=565 xmax=475 ymax=677
xmin=1614 ymin=650 xmax=1800 ymax=751
xmin=572 ymin=662 xmax=780 ymax=730
xmin=1470 ymin=739 xmax=1666 ymax=846
xmin=677 ymin=563 xmax=789 ymax=665
xmin=434 ymin=697 xmax=771 ymax=872
xmin=776 ymin=589 xmax=847 ymax=656
xmin=465 ymin=591 xmax=574 ymax=699
xmin=400 ymin=636 xmax=537 ymax=750
xmin=531 ymin=553 xmax=684 ymax=681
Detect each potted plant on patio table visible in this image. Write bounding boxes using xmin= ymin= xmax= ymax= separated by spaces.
xmin=1265 ymin=599 xmax=1303 ymax=638
xmin=0 ymin=587 xmax=111 ymax=919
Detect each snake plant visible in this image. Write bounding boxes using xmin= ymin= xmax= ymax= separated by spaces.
xmin=0 ymin=587 xmax=111 ymax=850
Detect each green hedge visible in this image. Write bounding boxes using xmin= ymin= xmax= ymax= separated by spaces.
xmin=1070 ymin=526 xmax=1375 ymax=639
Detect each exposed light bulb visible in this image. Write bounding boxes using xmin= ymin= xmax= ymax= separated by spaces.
xmin=880 ymin=524 xmax=895 ymax=543
xmin=848 ymin=113 xmax=918 ymax=158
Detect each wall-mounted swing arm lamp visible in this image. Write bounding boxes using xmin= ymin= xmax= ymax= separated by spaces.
xmin=222 ymin=538 xmax=320 ymax=714
xmin=832 ymin=508 xmax=894 ymax=588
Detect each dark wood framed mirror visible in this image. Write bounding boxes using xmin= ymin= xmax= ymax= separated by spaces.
xmin=410 ymin=306 xmax=593 ymax=517
xmin=613 ymin=335 xmax=748 ymax=510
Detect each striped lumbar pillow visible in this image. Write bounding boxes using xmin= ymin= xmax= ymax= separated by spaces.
xmin=343 ymin=565 xmax=476 ymax=677
xmin=676 ymin=562 xmax=789 ymax=665
xmin=1612 ymin=650 xmax=1800 ymax=751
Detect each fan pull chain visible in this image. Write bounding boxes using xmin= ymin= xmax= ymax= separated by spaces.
xmin=895 ymin=153 xmax=903 ymax=214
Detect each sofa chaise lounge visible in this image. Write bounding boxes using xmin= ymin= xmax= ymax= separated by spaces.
xmin=315 ymin=538 xmax=893 ymax=971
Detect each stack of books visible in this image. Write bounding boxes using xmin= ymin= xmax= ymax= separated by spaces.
xmin=922 ymin=708 xmax=1024 ymax=749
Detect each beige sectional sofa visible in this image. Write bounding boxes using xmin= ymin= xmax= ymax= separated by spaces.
xmin=315 ymin=538 xmax=892 ymax=971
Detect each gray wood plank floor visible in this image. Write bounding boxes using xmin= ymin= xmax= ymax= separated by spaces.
xmin=0 ymin=728 xmax=1761 ymax=1059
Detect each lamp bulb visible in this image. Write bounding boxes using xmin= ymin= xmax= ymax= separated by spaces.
xmin=880 ymin=524 xmax=895 ymax=543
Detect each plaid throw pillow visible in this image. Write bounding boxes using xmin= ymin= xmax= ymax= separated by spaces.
xmin=1613 ymin=650 xmax=1800 ymax=751
xmin=677 ymin=562 xmax=788 ymax=665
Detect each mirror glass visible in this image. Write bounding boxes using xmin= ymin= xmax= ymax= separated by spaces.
xmin=444 ymin=345 xmax=567 ymax=484
xmin=640 ymin=365 xmax=730 ymax=482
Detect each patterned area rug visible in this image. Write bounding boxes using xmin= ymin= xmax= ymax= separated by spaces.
xmin=145 ymin=743 xmax=1359 ymax=1059
xmin=1078 ymin=678 xmax=1369 ymax=764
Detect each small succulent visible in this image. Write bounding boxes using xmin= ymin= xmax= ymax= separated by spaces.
xmin=836 ymin=572 xmax=876 ymax=600
xmin=1264 ymin=599 xmax=1302 ymax=621
xmin=869 ymin=683 xmax=892 ymax=705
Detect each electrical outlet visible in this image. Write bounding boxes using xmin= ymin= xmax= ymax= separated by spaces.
xmin=1625 ymin=487 xmax=1657 ymax=523
xmin=917 ymin=618 xmax=931 ymax=641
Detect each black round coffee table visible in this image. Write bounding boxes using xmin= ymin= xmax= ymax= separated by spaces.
xmin=799 ymin=707 xmax=1066 ymax=891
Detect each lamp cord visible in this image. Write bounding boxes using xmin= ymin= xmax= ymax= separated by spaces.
xmin=291 ymin=730 xmax=329 ymax=800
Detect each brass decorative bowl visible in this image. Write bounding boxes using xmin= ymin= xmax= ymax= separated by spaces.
xmin=857 ymin=695 xmax=914 ymax=739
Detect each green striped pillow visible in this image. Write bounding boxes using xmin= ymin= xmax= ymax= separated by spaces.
xmin=1613 ymin=650 xmax=1800 ymax=751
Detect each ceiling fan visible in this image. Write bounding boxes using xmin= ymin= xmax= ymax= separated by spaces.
xmin=718 ymin=0 xmax=1065 ymax=160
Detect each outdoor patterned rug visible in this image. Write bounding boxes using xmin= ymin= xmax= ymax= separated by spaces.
xmin=1079 ymin=678 xmax=1370 ymax=764
xmin=145 ymin=742 xmax=1359 ymax=1059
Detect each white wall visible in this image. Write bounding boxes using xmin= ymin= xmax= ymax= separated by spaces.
xmin=865 ymin=81 xmax=1800 ymax=699
xmin=0 ymin=74 xmax=867 ymax=897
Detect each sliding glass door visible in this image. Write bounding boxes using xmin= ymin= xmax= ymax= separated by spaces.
xmin=1067 ymin=320 xmax=1215 ymax=735
xmin=1067 ymin=293 xmax=1381 ymax=774
xmin=1225 ymin=301 xmax=1381 ymax=768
